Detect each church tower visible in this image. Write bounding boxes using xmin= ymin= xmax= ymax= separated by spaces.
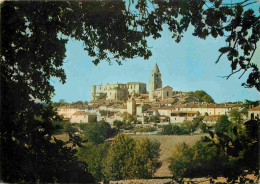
xmin=149 ymin=63 xmax=162 ymax=101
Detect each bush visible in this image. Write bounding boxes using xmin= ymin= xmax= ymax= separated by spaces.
xmin=134 ymin=126 xmax=157 ymax=132
xmin=168 ymin=141 xmax=228 ymax=179
xmin=64 ymin=123 xmax=78 ymax=133
xmin=162 ymin=124 xmax=189 ymax=135
xmin=84 ymin=121 xmax=117 ymax=144
xmin=113 ymin=120 xmax=124 ymax=130
xmin=52 ymin=121 xmax=77 ymax=134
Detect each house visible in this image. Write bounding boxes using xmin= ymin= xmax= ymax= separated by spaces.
xmin=57 ymin=107 xmax=86 ymax=119
xmin=203 ymin=115 xmax=221 ymax=125
xmin=70 ymin=111 xmax=97 ymax=123
xmin=248 ymin=106 xmax=260 ymax=119
xmin=170 ymin=111 xmax=198 ymax=123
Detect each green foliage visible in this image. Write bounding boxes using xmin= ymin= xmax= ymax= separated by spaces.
xmin=181 ymin=120 xmax=197 ymax=134
xmin=113 ymin=120 xmax=124 ymax=130
xmin=199 ymin=121 xmax=207 ymax=133
xmin=149 ymin=115 xmax=160 ymax=123
xmin=169 ymin=119 xmax=260 ymax=182
xmin=169 ymin=140 xmax=228 ymax=179
xmin=214 ymin=115 xmax=234 ymax=134
xmin=64 ymin=123 xmax=78 ymax=134
xmin=84 ymin=121 xmax=116 ymax=144
xmin=103 ymin=134 xmax=161 ymax=180
xmin=52 ymin=121 xmax=76 ymax=134
xmin=79 ymin=123 xmax=87 ymax=131
xmin=121 ymin=122 xmax=134 ymax=130
xmin=77 ymin=142 xmax=110 ymax=182
xmin=190 ymin=90 xmax=215 ymax=103
xmin=122 ymin=112 xmax=135 ymax=123
xmin=134 ymin=126 xmax=157 ymax=133
xmin=103 ymin=134 xmax=136 ymax=180
xmin=168 ymin=143 xmax=195 ymax=178
xmin=132 ymin=138 xmax=161 ymax=178
xmin=229 ymin=108 xmax=243 ymax=125
xmin=162 ymin=120 xmax=200 ymax=135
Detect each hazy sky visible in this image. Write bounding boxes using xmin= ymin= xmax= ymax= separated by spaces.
xmin=51 ymin=5 xmax=260 ymax=103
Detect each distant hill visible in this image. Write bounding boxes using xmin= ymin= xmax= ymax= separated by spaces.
xmin=187 ymin=90 xmax=215 ymax=103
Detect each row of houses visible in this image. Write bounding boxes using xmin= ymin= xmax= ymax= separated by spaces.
xmin=56 ymin=101 xmax=260 ymax=125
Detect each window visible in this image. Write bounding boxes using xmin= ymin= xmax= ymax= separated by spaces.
xmin=167 ymin=92 xmax=169 ymax=96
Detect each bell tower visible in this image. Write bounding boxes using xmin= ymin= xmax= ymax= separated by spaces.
xmin=149 ymin=64 xmax=162 ymax=101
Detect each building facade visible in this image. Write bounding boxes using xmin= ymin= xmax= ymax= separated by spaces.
xmin=91 ymin=82 xmax=146 ymax=100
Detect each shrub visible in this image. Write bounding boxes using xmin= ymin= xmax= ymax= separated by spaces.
xmin=84 ymin=121 xmax=117 ymax=144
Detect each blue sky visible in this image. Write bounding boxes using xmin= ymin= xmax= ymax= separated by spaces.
xmin=51 ymin=5 xmax=260 ymax=103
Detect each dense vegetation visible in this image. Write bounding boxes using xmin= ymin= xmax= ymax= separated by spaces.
xmin=188 ymin=90 xmax=215 ymax=103
xmin=83 ymin=121 xmax=117 ymax=144
xmin=168 ymin=117 xmax=259 ymax=183
xmin=77 ymin=134 xmax=161 ymax=182
xmin=162 ymin=118 xmax=204 ymax=135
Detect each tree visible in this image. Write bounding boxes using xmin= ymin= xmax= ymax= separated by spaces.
xmin=214 ymin=115 xmax=234 ymax=134
xmin=181 ymin=120 xmax=197 ymax=134
xmin=84 ymin=121 xmax=116 ymax=144
xmin=77 ymin=142 xmax=110 ymax=182
xmin=132 ymin=138 xmax=161 ymax=179
xmin=103 ymin=134 xmax=161 ymax=180
xmin=168 ymin=143 xmax=195 ymax=179
xmin=201 ymin=119 xmax=259 ymax=183
xmin=103 ymin=134 xmax=136 ymax=180
xmin=229 ymin=108 xmax=243 ymax=125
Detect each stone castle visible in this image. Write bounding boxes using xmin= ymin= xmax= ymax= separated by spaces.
xmin=90 ymin=64 xmax=173 ymax=102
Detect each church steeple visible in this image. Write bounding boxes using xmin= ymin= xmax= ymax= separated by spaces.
xmin=152 ymin=63 xmax=160 ymax=73
xmin=149 ymin=63 xmax=162 ymax=95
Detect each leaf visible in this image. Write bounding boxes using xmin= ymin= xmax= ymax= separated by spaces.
xmin=219 ymin=47 xmax=230 ymax=54
xmin=209 ymin=130 xmax=214 ymax=138
xmin=233 ymin=126 xmax=238 ymax=136
xmin=203 ymin=136 xmax=212 ymax=142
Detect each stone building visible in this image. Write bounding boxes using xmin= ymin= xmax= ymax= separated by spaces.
xmin=70 ymin=111 xmax=97 ymax=123
xmin=91 ymin=82 xmax=146 ymax=100
xmin=126 ymin=82 xmax=146 ymax=94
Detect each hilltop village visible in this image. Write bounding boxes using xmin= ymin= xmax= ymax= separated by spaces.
xmin=56 ymin=64 xmax=260 ymax=132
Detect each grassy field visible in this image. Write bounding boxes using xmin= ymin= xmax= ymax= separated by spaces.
xmin=131 ymin=134 xmax=203 ymax=177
